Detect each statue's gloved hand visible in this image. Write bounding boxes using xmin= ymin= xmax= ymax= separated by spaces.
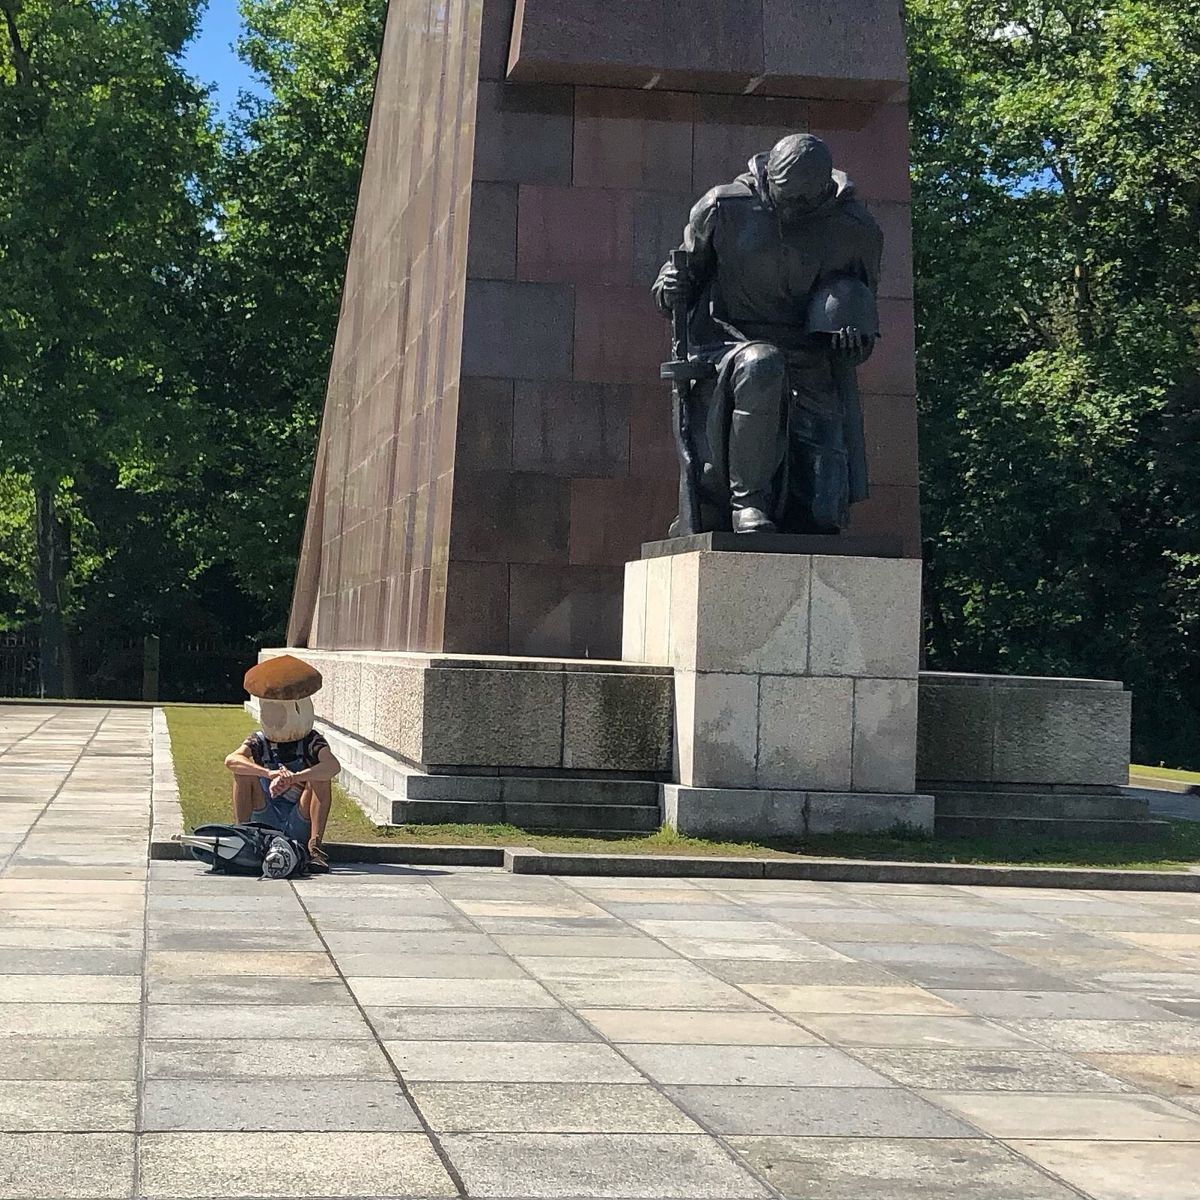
xmin=654 ymin=263 xmax=693 ymax=311
xmin=832 ymin=326 xmax=874 ymax=365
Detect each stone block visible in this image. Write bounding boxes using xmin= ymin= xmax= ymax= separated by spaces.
xmin=573 ymin=88 xmax=696 ymax=192
xmin=806 ymin=791 xmax=933 ymax=834
xmin=666 ymin=552 xmax=698 ymax=668
xmin=472 ymin=82 xmax=573 ymax=186
xmin=372 ymin=666 xmax=428 ymax=764
xmin=809 ymin=555 xmax=921 ymax=679
xmin=622 ymin=560 xmax=648 ymax=662
xmin=852 ymin=678 xmax=918 ymax=793
xmin=915 ymin=676 xmax=994 ymax=783
xmin=508 ymin=563 xmax=623 ymax=659
xmin=563 ymin=671 xmax=673 ymax=773
xmin=467 ymin=182 xmax=518 ymax=279
xmin=916 ymin=672 xmax=1132 ymax=788
xmin=992 ymin=683 xmax=1131 ymax=787
xmin=512 ymin=382 xmax=629 ymax=477
xmin=357 ymin=661 xmax=380 ymax=744
xmin=674 ymin=551 xmax=811 ymax=674
xmin=422 ymin=667 xmax=565 ymax=768
xmin=664 ymin=784 xmax=808 ymax=839
xmin=461 ymin=280 xmax=575 ymax=381
xmin=450 ymin=470 xmax=571 ymax=565
xmin=675 ymin=671 xmax=759 ymax=788
xmin=664 ymin=786 xmax=934 ymax=839
xmin=757 ymin=676 xmax=853 ymax=790
xmin=643 ymin=555 xmax=673 ymax=665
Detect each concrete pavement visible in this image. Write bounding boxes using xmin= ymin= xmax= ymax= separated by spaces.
xmin=2 ymin=705 xmax=1200 ymax=1198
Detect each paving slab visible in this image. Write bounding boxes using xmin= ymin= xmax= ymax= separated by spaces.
xmin=796 ymin=1013 xmax=1035 ymax=1049
xmin=617 ymin=1043 xmax=894 ymax=1087
xmin=743 ymin=984 xmax=965 ymax=1015
xmin=542 ymin=974 xmax=764 ymax=1010
xmin=145 ymin=1003 xmax=370 ymax=1040
xmin=579 ymin=1008 xmax=818 ymax=1045
xmin=0 ymin=1001 xmax=140 ymax=1038
xmin=5 ymin=1036 xmax=140 ymax=1080
xmin=857 ymin=1046 xmax=1135 ymax=1091
xmin=0 ymin=1080 xmax=136 ymax=1132
xmin=938 ymin=1090 xmax=1200 ymax=1139
xmin=146 ymin=974 xmax=353 ymax=1006
xmin=439 ymin=1131 xmax=770 ymax=1198
xmin=1009 ymin=1139 xmax=1200 ymax=1200
xmin=702 ymin=958 xmax=903 ymax=986
xmin=364 ymin=1005 xmax=597 ymax=1042
xmin=1081 ymin=1052 xmax=1200 ymax=1094
xmin=1002 ymin=1018 xmax=1200 ymax=1053
xmin=934 ymin=988 xmax=1181 ymax=1020
xmin=144 ymin=1038 xmax=393 ymax=1080
xmin=410 ymin=1081 xmax=703 ymax=1133
xmin=666 ymin=1084 xmax=976 ymax=1137
xmin=346 ymin=976 xmax=560 ymax=1008
xmin=137 ymin=1130 xmax=456 ymax=1197
xmin=140 ymin=1079 xmax=421 ymax=1132
xmin=727 ymin=1135 xmax=1081 ymax=1199
xmin=383 ymin=1039 xmax=643 ymax=1082
xmin=0 ymin=1131 xmax=134 ymax=1198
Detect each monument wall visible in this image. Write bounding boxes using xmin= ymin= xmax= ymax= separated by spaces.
xmin=291 ymin=0 xmax=917 ymax=659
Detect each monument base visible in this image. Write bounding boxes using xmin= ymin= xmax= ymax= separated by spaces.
xmin=665 ymin=784 xmax=933 ymax=839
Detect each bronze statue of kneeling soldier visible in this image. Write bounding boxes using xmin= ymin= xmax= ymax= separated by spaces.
xmin=654 ymin=132 xmax=883 ymax=537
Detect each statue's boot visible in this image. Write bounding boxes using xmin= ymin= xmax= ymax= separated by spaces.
xmin=732 ymin=507 xmax=776 ymax=534
xmin=728 ymin=344 xmax=786 ymax=533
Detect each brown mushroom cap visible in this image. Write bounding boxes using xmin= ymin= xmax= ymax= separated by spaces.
xmin=243 ymin=655 xmax=323 ymax=700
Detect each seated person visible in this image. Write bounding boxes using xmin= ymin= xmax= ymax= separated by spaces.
xmin=225 ymin=654 xmax=340 ymax=872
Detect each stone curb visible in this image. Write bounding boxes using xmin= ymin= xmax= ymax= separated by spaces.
xmin=151 ymin=837 xmax=505 ymax=867
xmin=152 ymin=833 xmax=1200 ymax=889
xmin=503 ymin=848 xmax=1200 ymax=891
xmin=150 ymin=708 xmax=185 ymax=853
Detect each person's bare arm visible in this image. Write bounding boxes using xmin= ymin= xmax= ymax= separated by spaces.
xmin=224 ymin=744 xmax=274 ymax=779
xmin=288 ymin=746 xmax=341 ymax=786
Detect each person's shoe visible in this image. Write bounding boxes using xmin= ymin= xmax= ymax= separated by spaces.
xmin=307 ymin=841 xmax=330 ymax=874
xmin=732 ymin=507 xmax=777 ymax=534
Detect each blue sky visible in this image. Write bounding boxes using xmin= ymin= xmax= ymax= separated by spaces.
xmin=183 ymin=0 xmax=266 ymax=115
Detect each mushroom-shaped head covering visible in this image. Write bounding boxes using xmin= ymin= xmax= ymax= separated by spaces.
xmin=243 ymin=654 xmax=322 ymax=701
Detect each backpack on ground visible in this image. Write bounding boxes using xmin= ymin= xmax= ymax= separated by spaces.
xmin=176 ymin=823 xmax=311 ymax=879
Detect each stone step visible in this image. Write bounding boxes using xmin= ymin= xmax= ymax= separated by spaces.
xmin=934 ymin=790 xmax=1151 ymax=821
xmin=936 ymin=814 xmax=1171 ymax=844
xmin=394 ymin=798 xmax=662 ymax=833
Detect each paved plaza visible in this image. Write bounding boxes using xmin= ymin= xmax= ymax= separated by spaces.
xmin=1 ymin=708 xmax=1199 ymax=1198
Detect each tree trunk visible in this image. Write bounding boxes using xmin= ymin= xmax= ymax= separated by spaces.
xmin=34 ymin=483 xmax=65 ymax=698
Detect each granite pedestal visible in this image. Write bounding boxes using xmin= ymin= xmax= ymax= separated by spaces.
xmin=622 ymin=541 xmax=932 ymax=838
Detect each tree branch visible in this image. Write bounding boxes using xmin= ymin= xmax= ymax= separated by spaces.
xmin=1 ymin=0 xmax=32 ymax=87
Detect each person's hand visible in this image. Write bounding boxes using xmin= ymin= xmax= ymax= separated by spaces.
xmin=269 ymin=767 xmax=294 ymax=798
xmin=832 ymin=326 xmax=874 ymax=364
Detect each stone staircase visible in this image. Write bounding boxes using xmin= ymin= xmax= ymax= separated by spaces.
xmin=930 ymin=785 xmax=1170 ymax=843
xmin=324 ymin=723 xmax=663 ymax=836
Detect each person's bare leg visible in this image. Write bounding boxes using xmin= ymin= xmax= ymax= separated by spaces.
xmin=300 ymin=782 xmax=332 ymax=867
xmin=232 ymin=776 xmax=258 ymax=823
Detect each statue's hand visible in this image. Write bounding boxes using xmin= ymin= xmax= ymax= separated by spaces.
xmin=656 ymin=265 xmax=692 ymax=310
xmin=832 ymin=326 xmax=874 ymax=365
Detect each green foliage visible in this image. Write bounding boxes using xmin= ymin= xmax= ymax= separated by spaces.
xmin=190 ymin=0 xmax=385 ymax=626
xmin=909 ymin=0 xmax=1200 ymax=765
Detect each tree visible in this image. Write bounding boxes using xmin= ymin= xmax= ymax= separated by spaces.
xmin=0 ymin=0 xmax=217 ymax=693
xmin=908 ymin=1 xmax=1200 ymax=763
xmin=192 ymin=0 xmax=385 ymax=636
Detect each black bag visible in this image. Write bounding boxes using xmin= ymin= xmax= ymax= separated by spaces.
xmin=179 ymin=823 xmax=311 ymax=879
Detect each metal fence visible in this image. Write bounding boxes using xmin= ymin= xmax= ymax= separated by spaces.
xmin=0 ymin=629 xmax=252 ymax=704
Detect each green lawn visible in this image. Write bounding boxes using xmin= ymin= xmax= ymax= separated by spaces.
xmin=165 ymin=706 xmax=1200 ymax=869
xmin=1131 ymin=763 xmax=1200 ymax=787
